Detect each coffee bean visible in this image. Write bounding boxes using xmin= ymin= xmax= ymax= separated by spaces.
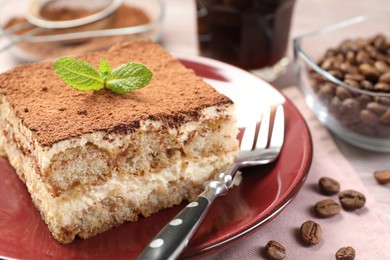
xmin=321 ymin=57 xmax=337 ymax=70
xmin=373 ymin=170 xmax=390 ymax=184
xmin=376 ymin=124 xmax=390 ymax=138
xmin=359 ymin=63 xmax=380 ymax=81
xmin=345 ymin=50 xmax=355 ymax=63
xmin=318 ymin=177 xmax=340 ymax=195
xmin=339 ymin=190 xmax=366 ymax=210
xmin=374 ymin=82 xmax=390 ymax=92
xmin=319 ymin=83 xmax=336 ymax=102
xmin=340 ymin=63 xmax=357 ymax=74
xmin=379 ymin=71 xmax=390 ymax=84
xmin=335 ymin=246 xmax=356 ymax=260
xmin=355 ymin=123 xmax=375 ymax=136
xmin=380 ymin=108 xmax=390 ymax=124
xmin=336 ymin=86 xmax=353 ymax=100
xmin=375 ymin=61 xmax=390 ymax=73
xmin=365 ymin=44 xmax=379 ymax=61
xmin=344 ymin=73 xmax=364 ymax=82
xmin=373 ymin=34 xmax=387 ymax=51
xmin=309 ymin=73 xmax=326 ymax=91
xmin=343 ymin=79 xmax=359 ymax=88
xmin=328 ymin=70 xmax=344 ymax=80
xmin=359 ymin=109 xmax=379 ymax=126
xmin=265 ymin=240 xmax=286 ymax=260
xmin=340 ymin=113 xmax=360 ymax=125
xmin=330 ymin=96 xmax=342 ymax=114
xmin=375 ymin=53 xmax=388 ymax=63
xmin=340 ymin=39 xmax=358 ymax=53
xmin=335 ymin=53 xmax=345 ymax=62
xmin=359 ymin=80 xmax=374 ymax=91
xmin=356 ymin=94 xmax=372 ymax=107
xmin=339 ymin=98 xmax=360 ymax=117
xmin=300 ymin=220 xmax=322 ymax=245
xmin=376 ymin=96 xmax=390 ymax=106
xmin=356 ymin=50 xmax=371 ymax=64
xmin=324 ymin=48 xmax=339 ymax=58
xmin=366 ymin=102 xmax=387 ymax=115
xmin=314 ymin=199 xmax=341 ymax=218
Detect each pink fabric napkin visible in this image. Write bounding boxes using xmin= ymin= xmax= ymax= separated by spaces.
xmin=205 ymin=87 xmax=390 ymax=260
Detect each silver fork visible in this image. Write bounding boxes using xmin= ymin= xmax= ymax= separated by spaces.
xmin=138 ymin=104 xmax=285 ymax=260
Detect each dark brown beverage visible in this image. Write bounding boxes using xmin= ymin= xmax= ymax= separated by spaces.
xmin=196 ymin=0 xmax=295 ymax=71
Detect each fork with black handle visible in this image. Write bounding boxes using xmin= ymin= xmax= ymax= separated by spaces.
xmin=138 ymin=104 xmax=285 ymax=260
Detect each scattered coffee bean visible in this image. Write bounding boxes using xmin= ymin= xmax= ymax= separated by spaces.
xmin=264 ymin=240 xmax=286 ymax=260
xmin=299 ymin=220 xmax=322 ymax=245
xmin=335 ymin=246 xmax=356 ymax=260
xmin=373 ymin=170 xmax=390 ymax=184
xmin=315 ymin=199 xmax=341 ymax=218
xmin=339 ymin=190 xmax=366 ymax=210
xmin=318 ymin=177 xmax=340 ymax=195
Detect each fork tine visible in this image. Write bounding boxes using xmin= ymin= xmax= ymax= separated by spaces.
xmin=240 ymin=105 xmax=266 ymax=151
xmin=255 ymin=106 xmax=271 ymax=150
xmin=240 ymin=114 xmax=258 ymax=151
xmin=269 ymin=105 xmax=285 ymax=149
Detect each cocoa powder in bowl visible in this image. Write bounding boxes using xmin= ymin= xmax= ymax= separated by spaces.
xmin=309 ymin=34 xmax=390 ymax=139
xmin=4 ymin=4 xmax=152 ymax=60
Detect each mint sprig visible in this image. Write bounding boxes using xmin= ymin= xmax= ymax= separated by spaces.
xmin=53 ymin=57 xmax=153 ymax=94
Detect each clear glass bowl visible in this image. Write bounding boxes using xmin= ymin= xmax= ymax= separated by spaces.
xmin=294 ymin=16 xmax=390 ymax=152
xmin=0 ymin=0 xmax=164 ymax=62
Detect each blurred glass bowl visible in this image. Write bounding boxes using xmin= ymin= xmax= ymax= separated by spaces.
xmin=0 ymin=0 xmax=164 ymax=62
xmin=294 ymin=16 xmax=390 ymax=152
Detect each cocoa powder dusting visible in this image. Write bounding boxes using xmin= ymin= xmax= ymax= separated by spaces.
xmin=0 ymin=41 xmax=233 ymax=147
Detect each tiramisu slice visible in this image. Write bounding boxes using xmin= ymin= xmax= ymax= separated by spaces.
xmin=0 ymin=41 xmax=238 ymax=244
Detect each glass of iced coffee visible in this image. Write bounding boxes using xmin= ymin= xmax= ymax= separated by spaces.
xmin=196 ymin=0 xmax=295 ymax=81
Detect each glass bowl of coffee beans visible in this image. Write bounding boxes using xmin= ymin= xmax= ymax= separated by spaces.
xmin=294 ymin=16 xmax=390 ymax=152
xmin=0 ymin=0 xmax=164 ymax=62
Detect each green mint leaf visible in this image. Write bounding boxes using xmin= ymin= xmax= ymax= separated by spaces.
xmin=54 ymin=58 xmax=153 ymax=94
xmin=106 ymin=62 xmax=153 ymax=94
xmin=99 ymin=59 xmax=111 ymax=78
xmin=53 ymin=57 xmax=104 ymax=91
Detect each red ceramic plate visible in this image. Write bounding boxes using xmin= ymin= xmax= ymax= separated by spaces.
xmin=0 ymin=55 xmax=312 ymax=259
